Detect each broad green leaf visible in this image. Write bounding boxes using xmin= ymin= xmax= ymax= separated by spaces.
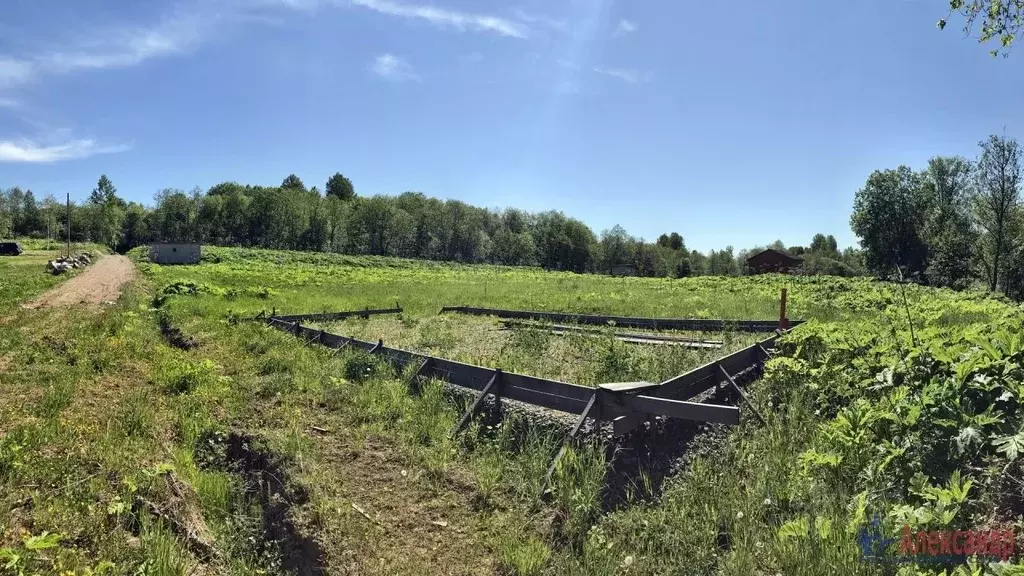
xmin=993 ymin=432 xmax=1024 ymax=461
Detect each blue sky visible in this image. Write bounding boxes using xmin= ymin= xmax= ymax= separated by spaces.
xmin=0 ymin=0 xmax=1020 ymax=252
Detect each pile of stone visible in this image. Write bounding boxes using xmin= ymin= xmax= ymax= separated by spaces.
xmin=47 ymin=252 xmax=93 ymax=275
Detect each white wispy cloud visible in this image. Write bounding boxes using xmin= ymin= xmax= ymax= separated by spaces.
xmin=0 ymin=138 xmax=131 ymax=163
xmin=42 ymin=18 xmax=204 ymax=72
xmin=594 ymin=67 xmax=650 ymax=84
xmin=371 ymin=53 xmax=419 ymax=81
xmin=0 ymin=57 xmax=35 ymax=88
xmin=615 ymin=19 xmax=638 ymax=36
xmin=352 ymin=0 xmax=527 ymax=38
xmin=0 ymin=11 xmax=212 ymax=87
xmin=513 ymin=8 xmax=568 ymax=33
xmin=0 ymin=97 xmax=19 ymax=108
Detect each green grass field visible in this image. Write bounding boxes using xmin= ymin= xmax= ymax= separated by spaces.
xmin=1 ymin=245 xmax=1022 ymax=575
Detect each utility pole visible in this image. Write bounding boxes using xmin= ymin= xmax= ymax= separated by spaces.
xmin=66 ymin=193 xmax=71 ymax=259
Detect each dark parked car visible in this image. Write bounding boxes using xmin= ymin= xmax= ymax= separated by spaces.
xmin=0 ymin=242 xmax=23 ymax=256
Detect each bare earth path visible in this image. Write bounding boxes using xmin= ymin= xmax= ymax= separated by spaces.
xmin=24 ymin=254 xmax=137 ymax=309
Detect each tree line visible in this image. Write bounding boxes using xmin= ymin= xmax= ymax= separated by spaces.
xmin=0 ymin=172 xmax=864 ymax=278
xmin=850 ymin=133 xmax=1024 ymax=299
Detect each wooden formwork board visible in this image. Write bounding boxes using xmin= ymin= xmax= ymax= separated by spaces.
xmin=270 ymin=311 xmax=787 ymax=502
xmin=267 ymin=315 xmax=785 ymax=429
xmin=441 ymin=306 xmax=801 ymax=333
xmin=500 ymin=321 xmax=724 ymax=349
xmin=271 ymin=307 xmax=403 ymax=324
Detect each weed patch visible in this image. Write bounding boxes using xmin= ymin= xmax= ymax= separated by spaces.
xmin=112 ymin=389 xmax=155 ymax=439
xmin=158 ymin=358 xmax=220 ymax=395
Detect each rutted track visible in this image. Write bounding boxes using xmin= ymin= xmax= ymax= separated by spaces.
xmin=23 ymin=254 xmax=136 ymax=309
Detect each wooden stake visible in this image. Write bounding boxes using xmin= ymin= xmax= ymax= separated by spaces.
xmin=451 ymin=370 xmax=502 ymax=438
xmin=718 ymin=364 xmax=766 ymax=425
xmin=541 ymin=392 xmax=600 ymax=497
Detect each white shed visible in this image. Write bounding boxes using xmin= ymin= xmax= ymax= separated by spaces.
xmin=150 ymin=243 xmax=201 ymax=265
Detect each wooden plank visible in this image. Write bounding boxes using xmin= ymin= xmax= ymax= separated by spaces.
xmin=502 ymin=321 xmax=724 ymax=348
xmin=379 ymin=347 xmax=420 ymax=369
xmin=501 ymin=384 xmax=590 ymax=415
xmin=427 ymin=358 xmax=499 ymax=392
xmin=441 ymin=306 xmax=801 ymax=333
xmin=609 ymin=394 xmax=739 ymax=425
xmin=319 ymin=333 xmax=348 ymax=348
xmin=612 ymin=413 xmax=645 ymax=436
xmin=613 ymin=336 xmax=722 ymax=348
xmin=273 ymin=307 xmax=403 ymax=323
xmin=656 ymin=335 xmax=777 ymax=400
xmin=522 ymin=328 xmax=723 ymax=348
xmin=421 ymin=358 xmax=589 ymax=413
xmin=504 ymin=321 xmax=725 ymax=345
xmin=501 ymin=372 xmax=594 ymax=402
xmin=451 ymin=370 xmax=502 ymax=437
xmin=598 ymin=382 xmax=655 ymax=393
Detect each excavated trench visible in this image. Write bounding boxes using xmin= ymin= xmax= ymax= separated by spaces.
xmin=196 ymin=431 xmax=326 ymax=576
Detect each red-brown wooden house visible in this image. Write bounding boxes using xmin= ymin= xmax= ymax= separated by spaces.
xmin=746 ymin=248 xmax=803 ymax=274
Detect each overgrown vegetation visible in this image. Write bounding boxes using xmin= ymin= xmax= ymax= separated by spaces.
xmin=4 ymin=244 xmax=1024 ymax=574
xmin=851 ymin=135 xmax=1024 ymax=299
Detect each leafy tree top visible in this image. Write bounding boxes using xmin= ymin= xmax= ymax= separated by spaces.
xmin=326 ymin=172 xmax=356 ymax=201
xmin=281 ymin=174 xmax=306 ymax=192
xmin=90 ymin=175 xmax=117 ymax=205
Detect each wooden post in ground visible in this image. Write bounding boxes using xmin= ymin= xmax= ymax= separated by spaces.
xmin=66 ymin=193 xmax=71 ymax=259
xmin=779 ymin=288 xmax=789 ymax=331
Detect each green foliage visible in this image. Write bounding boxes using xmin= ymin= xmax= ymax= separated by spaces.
xmin=113 ymin=388 xmax=155 ymax=438
xmin=498 ymin=531 xmax=551 ymax=576
xmin=12 ymin=237 xmax=1024 ymax=574
xmin=850 ymin=165 xmax=929 ymax=278
xmin=343 ymin=353 xmax=384 ymax=382
xmin=325 ymin=172 xmax=356 ymax=201
xmin=157 ymin=357 xmax=220 ymax=395
xmin=974 ymin=134 xmax=1022 ymax=293
xmin=550 ymin=442 xmax=607 ymax=546
xmin=940 ymin=0 xmax=1024 ymax=56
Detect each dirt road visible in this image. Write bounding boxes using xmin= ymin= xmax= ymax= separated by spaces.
xmin=24 ymin=254 xmax=137 ymax=309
